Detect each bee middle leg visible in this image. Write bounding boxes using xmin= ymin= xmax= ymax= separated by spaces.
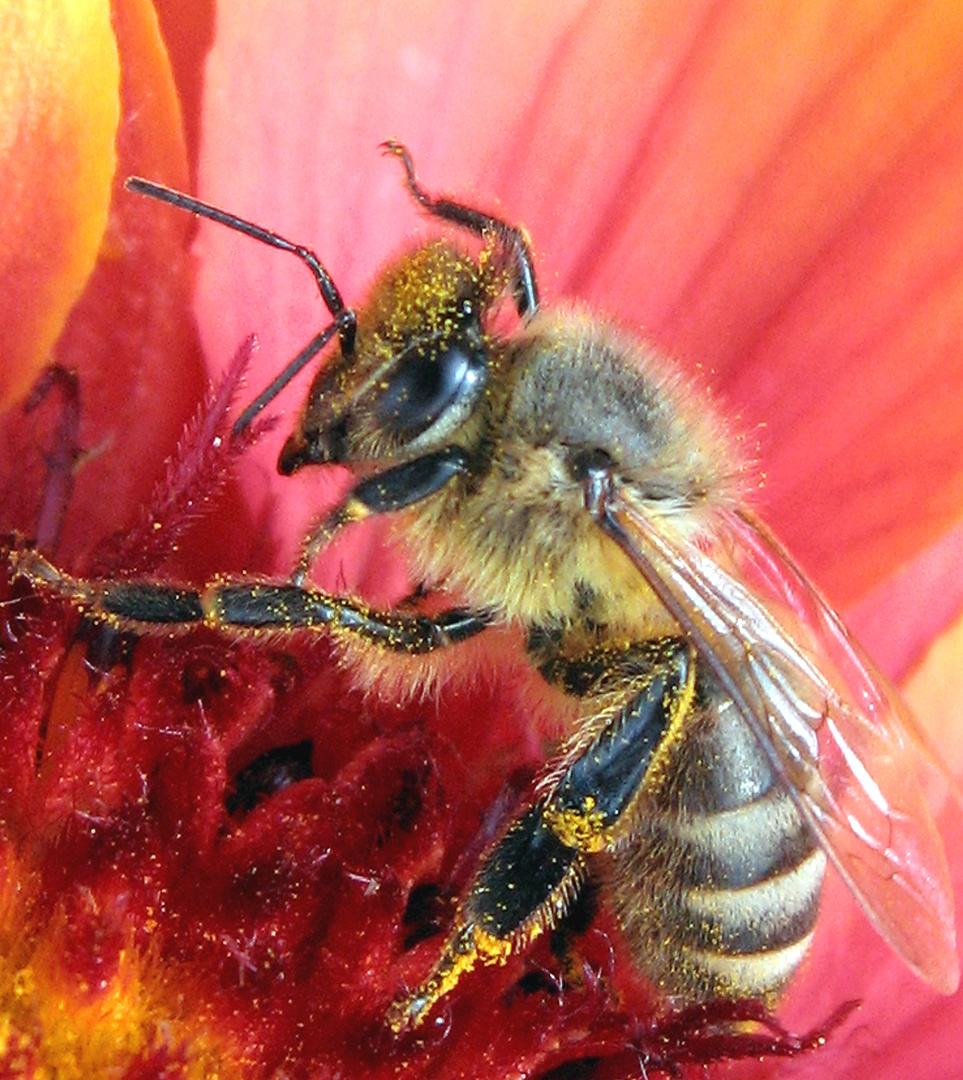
xmin=8 ymin=546 xmax=488 ymax=653
xmin=387 ymin=635 xmax=696 ymax=1031
xmin=9 ymin=442 xmax=485 ymax=651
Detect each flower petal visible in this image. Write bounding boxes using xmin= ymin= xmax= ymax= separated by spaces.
xmin=772 ymin=616 xmax=963 ymax=1079
xmin=849 ymin=513 xmax=963 ymax=681
xmin=191 ymin=2 xmax=963 ymax=625
xmin=904 ymin=608 xmax=963 ymax=778
xmin=0 ymin=0 xmax=223 ymax=569
xmin=49 ymin=0 xmax=212 ymax=566
xmin=151 ymin=0 xmax=216 ymax=176
xmin=0 ymin=0 xmax=119 ymax=409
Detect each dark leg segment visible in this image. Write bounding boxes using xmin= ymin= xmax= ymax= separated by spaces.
xmin=542 ymin=640 xmax=692 ymax=850
xmin=381 ymin=140 xmax=539 ymax=317
xmin=291 ymin=446 xmax=471 ymax=583
xmin=388 ymin=637 xmax=695 ymax=1031
xmin=465 ymin=806 xmax=580 ymax=941
xmin=9 ymin=547 xmax=488 ymax=653
xmin=351 ymin=447 xmax=470 ymax=514
xmin=210 ymin=583 xmax=486 ymax=651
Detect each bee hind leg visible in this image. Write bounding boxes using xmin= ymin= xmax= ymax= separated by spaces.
xmin=388 ymin=637 xmax=696 ymax=1031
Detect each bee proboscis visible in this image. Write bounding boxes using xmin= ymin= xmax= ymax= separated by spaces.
xmin=14 ymin=141 xmax=958 ymax=1036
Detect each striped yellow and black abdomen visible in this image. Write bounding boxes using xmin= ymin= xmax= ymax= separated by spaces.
xmin=611 ymin=692 xmax=826 ymax=1003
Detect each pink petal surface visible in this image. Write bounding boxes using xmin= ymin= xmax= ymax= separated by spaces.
xmin=131 ymin=0 xmax=963 ymax=1074
xmin=848 ymin=517 xmax=963 ymax=681
xmin=189 ymin=0 xmax=963 ymax=631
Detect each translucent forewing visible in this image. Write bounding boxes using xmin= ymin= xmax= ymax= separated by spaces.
xmin=601 ymin=486 xmax=959 ymax=996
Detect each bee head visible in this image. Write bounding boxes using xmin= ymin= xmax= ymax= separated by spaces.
xmin=279 ymin=241 xmax=507 ymax=476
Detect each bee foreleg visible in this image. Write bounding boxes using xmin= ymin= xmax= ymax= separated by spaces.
xmin=388 ymin=639 xmax=695 ymax=1031
xmin=293 ymin=446 xmax=470 ymax=583
xmin=381 ymin=139 xmax=539 ymax=317
xmin=208 ymin=581 xmax=487 ymax=652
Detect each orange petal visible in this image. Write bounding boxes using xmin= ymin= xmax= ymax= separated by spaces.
xmin=31 ymin=0 xmax=212 ymax=568
xmin=0 ymin=1 xmax=119 ymax=409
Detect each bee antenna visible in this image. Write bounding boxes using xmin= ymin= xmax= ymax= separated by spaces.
xmin=380 ymin=140 xmax=539 ymax=318
xmin=125 ymin=177 xmax=358 ymax=432
xmin=230 ymin=310 xmax=354 ymax=435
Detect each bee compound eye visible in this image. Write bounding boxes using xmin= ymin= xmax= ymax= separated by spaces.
xmin=376 ymin=341 xmax=486 ymax=438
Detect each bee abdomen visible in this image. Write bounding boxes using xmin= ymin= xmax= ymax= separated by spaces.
xmin=612 ymin=702 xmax=826 ymax=1002
xmin=677 ymin=860 xmax=826 ymax=999
xmin=672 ymin=795 xmax=826 ymax=995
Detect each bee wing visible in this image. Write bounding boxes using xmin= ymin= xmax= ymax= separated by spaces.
xmin=602 ymin=487 xmax=959 ymax=995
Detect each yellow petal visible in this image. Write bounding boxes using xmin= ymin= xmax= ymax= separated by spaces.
xmin=904 ymin=609 xmax=963 ymax=782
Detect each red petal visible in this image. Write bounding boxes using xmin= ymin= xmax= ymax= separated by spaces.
xmin=0 ymin=0 xmax=224 ymax=569
xmin=151 ymin=0 xmax=216 ymax=176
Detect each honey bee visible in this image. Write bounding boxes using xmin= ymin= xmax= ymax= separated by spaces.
xmin=14 ymin=142 xmax=958 ymax=1034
